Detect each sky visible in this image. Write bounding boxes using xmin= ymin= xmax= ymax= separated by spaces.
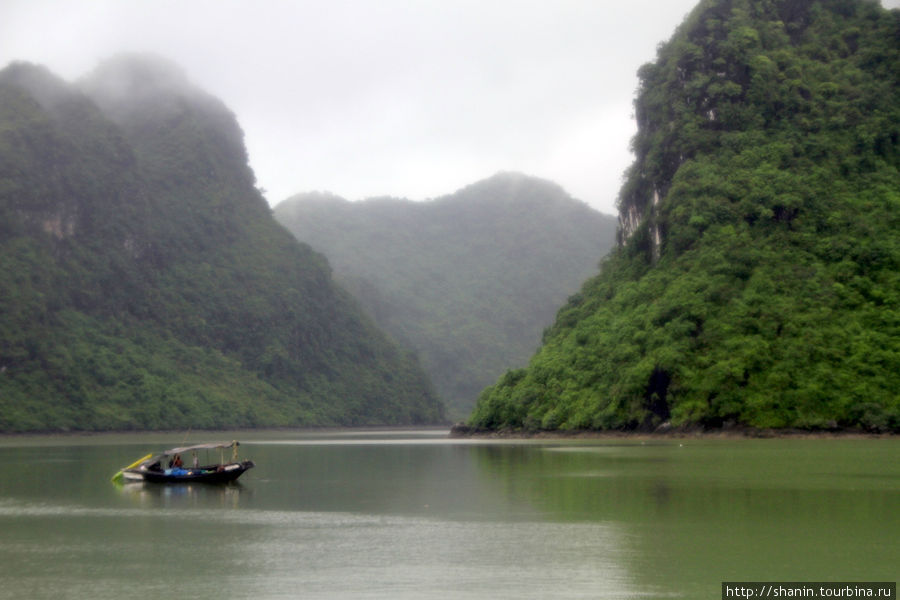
xmin=3 ymin=1 xmax=898 ymax=216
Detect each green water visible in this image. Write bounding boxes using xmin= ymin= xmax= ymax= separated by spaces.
xmin=0 ymin=430 xmax=896 ymax=599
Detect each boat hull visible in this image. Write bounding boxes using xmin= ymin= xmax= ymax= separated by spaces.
xmin=123 ymin=460 xmax=254 ymax=484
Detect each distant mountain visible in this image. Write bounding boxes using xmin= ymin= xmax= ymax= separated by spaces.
xmin=0 ymin=55 xmax=443 ymax=432
xmin=274 ymin=173 xmax=617 ymax=419
xmin=468 ymin=0 xmax=900 ymax=432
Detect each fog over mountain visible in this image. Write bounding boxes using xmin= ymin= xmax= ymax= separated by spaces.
xmin=0 ymin=56 xmax=443 ymax=431
xmin=275 ymin=173 xmax=617 ymax=419
xmin=1 ymin=0 xmax=713 ymax=214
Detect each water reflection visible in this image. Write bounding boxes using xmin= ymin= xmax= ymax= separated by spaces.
xmin=467 ymin=439 xmax=900 ymax=597
xmin=115 ymin=481 xmax=248 ymax=509
xmin=224 ymin=512 xmax=640 ymax=600
xmin=0 ymin=432 xmax=896 ymax=600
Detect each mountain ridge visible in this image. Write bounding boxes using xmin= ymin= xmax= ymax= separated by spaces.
xmin=468 ymin=0 xmax=900 ymax=433
xmin=0 ymin=55 xmax=443 ymax=432
xmin=275 ymin=172 xmax=617 ymax=419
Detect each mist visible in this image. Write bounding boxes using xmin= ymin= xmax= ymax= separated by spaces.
xmin=3 ymin=0 xmax=899 ymax=214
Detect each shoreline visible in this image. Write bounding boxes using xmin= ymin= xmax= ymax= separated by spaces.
xmin=0 ymin=425 xmax=451 ymax=440
xmin=1 ymin=424 xmax=895 ymax=442
xmin=448 ymin=424 xmax=897 ymax=440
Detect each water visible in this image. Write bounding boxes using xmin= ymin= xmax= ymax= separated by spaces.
xmin=0 ymin=430 xmax=896 ymax=599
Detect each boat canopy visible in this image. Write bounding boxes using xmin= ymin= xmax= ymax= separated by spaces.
xmin=161 ymin=441 xmax=240 ymax=456
xmin=135 ymin=441 xmax=241 ymax=466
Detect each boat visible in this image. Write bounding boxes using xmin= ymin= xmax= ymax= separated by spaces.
xmin=112 ymin=441 xmax=254 ymax=484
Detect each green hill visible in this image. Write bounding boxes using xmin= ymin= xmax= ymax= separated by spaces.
xmin=274 ymin=173 xmax=617 ymax=419
xmin=469 ymin=0 xmax=900 ymax=433
xmin=0 ymin=55 xmax=443 ymax=432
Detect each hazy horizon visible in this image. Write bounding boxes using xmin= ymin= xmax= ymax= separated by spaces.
xmin=4 ymin=0 xmax=899 ymax=215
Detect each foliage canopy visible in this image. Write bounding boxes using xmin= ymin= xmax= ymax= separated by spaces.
xmin=470 ymin=0 xmax=900 ymax=433
xmin=275 ymin=173 xmax=617 ymax=419
xmin=0 ymin=56 xmax=443 ymax=432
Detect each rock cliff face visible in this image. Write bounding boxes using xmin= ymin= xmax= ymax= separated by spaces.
xmin=617 ymin=187 xmax=664 ymax=262
xmin=469 ymin=0 xmax=900 ymax=433
xmin=0 ymin=56 xmax=443 ymax=432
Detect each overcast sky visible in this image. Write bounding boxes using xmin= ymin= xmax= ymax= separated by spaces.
xmin=3 ymin=1 xmax=898 ymax=215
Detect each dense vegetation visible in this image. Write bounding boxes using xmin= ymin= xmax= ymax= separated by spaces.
xmin=0 ymin=56 xmax=443 ymax=432
xmin=274 ymin=174 xmax=617 ymax=419
xmin=470 ymin=0 xmax=900 ymax=432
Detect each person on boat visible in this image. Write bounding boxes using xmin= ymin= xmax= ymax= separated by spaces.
xmin=168 ymin=454 xmax=183 ymax=468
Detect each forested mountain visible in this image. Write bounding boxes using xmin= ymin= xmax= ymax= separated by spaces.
xmin=0 ymin=55 xmax=443 ymax=432
xmin=469 ymin=0 xmax=899 ymax=433
xmin=274 ymin=174 xmax=617 ymax=419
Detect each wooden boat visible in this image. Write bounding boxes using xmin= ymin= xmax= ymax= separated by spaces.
xmin=113 ymin=441 xmax=254 ymax=484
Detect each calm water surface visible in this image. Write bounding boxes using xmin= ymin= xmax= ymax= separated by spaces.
xmin=0 ymin=430 xmax=896 ymax=599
